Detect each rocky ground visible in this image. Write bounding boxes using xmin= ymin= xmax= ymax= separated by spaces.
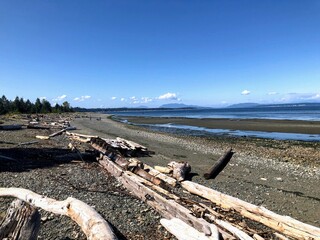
xmin=0 ymin=114 xmax=173 ymax=240
xmin=0 ymin=113 xmax=319 ymax=239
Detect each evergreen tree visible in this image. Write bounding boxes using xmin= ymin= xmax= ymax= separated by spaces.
xmin=41 ymin=99 xmax=52 ymax=113
xmin=0 ymin=95 xmax=72 ymax=115
xmin=34 ymin=98 xmax=42 ymax=113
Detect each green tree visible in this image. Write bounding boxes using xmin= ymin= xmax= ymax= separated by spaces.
xmin=41 ymin=99 xmax=52 ymax=113
xmin=34 ymin=98 xmax=42 ymax=113
xmin=62 ymin=101 xmax=71 ymax=112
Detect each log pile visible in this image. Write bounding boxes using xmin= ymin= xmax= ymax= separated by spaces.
xmin=67 ymin=133 xmax=320 ymax=240
xmin=2 ymin=128 xmax=319 ymax=239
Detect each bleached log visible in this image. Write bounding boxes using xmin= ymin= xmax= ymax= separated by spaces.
xmin=116 ymin=137 xmax=147 ymax=150
xmin=99 ymin=156 xmax=236 ymax=240
xmin=168 ymin=161 xmax=191 ymax=181
xmin=205 ymin=214 xmax=254 ymax=240
xmin=126 ymin=172 xmax=180 ymax=201
xmin=181 ymin=181 xmax=320 ymax=240
xmin=0 ymin=199 xmax=40 ymax=240
xmin=253 ymin=234 xmax=265 ymax=240
xmin=0 ymin=188 xmax=117 ymax=240
xmin=160 ymin=218 xmax=220 ymax=240
xmin=65 ymin=131 xmax=98 ymax=139
xmin=274 ymin=232 xmax=289 ymax=240
xmin=154 ymin=165 xmax=173 ymax=174
xmin=143 ymin=164 xmax=177 ymax=186
xmin=36 ymin=135 xmax=50 ymax=140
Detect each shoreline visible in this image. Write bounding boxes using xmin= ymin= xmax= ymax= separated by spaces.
xmin=71 ymin=114 xmax=320 ymax=227
xmin=115 ymin=116 xmax=320 ymax=135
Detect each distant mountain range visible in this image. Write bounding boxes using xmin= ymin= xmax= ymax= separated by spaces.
xmin=227 ymin=103 xmax=260 ymax=108
xmin=227 ymin=102 xmax=320 ymax=108
xmin=159 ymin=103 xmax=203 ymax=109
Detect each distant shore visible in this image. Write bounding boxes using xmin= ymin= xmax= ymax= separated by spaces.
xmin=116 ymin=116 xmax=320 ymax=135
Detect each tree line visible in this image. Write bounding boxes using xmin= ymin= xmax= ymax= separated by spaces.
xmin=0 ymin=95 xmax=73 ymax=115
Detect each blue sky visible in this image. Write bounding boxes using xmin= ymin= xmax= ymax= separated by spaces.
xmin=1 ymin=1 xmax=320 ymax=108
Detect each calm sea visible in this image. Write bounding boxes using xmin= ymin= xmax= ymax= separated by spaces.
xmin=108 ymin=104 xmax=320 ymax=141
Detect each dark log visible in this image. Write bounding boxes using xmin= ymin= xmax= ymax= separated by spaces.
xmin=27 ymin=124 xmax=50 ymax=129
xmin=204 ymin=148 xmax=234 ymax=179
xmin=49 ymin=126 xmax=76 ymax=138
xmin=0 ymin=199 xmax=40 ymax=240
xmin=0 ymin=124 xmax=22 ymax=130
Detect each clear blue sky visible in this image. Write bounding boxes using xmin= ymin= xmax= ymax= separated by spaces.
xmin=1 ymin=0 xmax=320 ymax=108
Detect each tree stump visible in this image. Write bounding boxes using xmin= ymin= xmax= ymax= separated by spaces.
xmin=0 ymin=199 xmax=40 ymax=240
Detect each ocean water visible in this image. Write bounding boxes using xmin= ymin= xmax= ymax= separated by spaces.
xmin=109 ymin=104 xmax=320 ymax=121
xmin=108 ymin=104 xmax=320 ymax=141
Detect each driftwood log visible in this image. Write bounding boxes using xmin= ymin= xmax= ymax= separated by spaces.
xmin=181 ymin=181 xmax=320 ymax=239
xmin=98 ymin=155 xmax=235 ymax=239
xmin=0 ymin=199 xmax=40 ymax=240
xmin=0 ymin=188 xmax=117 ymax=240
xmin=0 ymin=124 xmax=22 ymax=130
xmin=204 ymin=148 xmax=234 ymax=179
xmin=168 ymin=161 xmax=191 ymax=181
xmin=67 ymin=132 xmax=320 ymax=239
xmin=160 ymin=218 xmax=220 ymax=240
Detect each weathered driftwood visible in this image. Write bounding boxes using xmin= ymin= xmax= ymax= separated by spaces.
xmin=205 ymin=214 xmax=254 ymax=240
xmin=0 ymin=124 xmax=22 ymax=130
xmin=204 ymin=148 xmax=234 ymax=179
xmin=35 ymin=135 xmax=50 ymax=140
xmin=116 ymin=137 xmax=147 ymax=150
xmin=0 ymin=199 xmax=40 ymax=240
xmin=154 ymin=165 xmax=173 ymax=174
xmin=126 ymin=171 xmax=179 ymax=201
xmin=18 ymin=141 xmax=39 ymax=146
xmin=0 ymin=188 xmax=117 ymax=240
xmin=49 ymin=126 xmax=76 ymax=138
xmin=181 ymin=181 xmax=320 ymax=240
xmin=168 ymin=161 xmax=191 ymax=181
xmin=160 ymin=218 xmax=220 ymax=240
xmin=98 ymin=156 xmax=236 ymax=240
xmin=92 ymin=138 xmax=164 ymax=186
xmin=27 ymin=124 xmax=50 ymax=130
xmin=143 ymin=164 xmax=177 ymax=187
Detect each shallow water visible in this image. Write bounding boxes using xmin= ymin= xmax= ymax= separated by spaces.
xmin=125 ymin=121 xmax=320 ymax=142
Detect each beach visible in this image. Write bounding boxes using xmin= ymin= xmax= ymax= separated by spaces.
xmin=1 ymin=113 xmax=320 ymax=239
xmin=72 ymin=114 xmax=320 ymax=226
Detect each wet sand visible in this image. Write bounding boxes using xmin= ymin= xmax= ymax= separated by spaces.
xmin=120 ymin=116 xmax=320 ymax=134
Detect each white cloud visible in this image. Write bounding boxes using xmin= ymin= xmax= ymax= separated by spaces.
xmin=278 ymin=92 xmax=320 ymax=103
xmin=39 ymin=96 xmax=47 ymax=101
xmin=310 ymin=93 xmax=320 ymax=100
xmin=241 ymin=90 xmax=251 ymax=95
xmin=111 ymin=97 xmax=117 ymax=100
xmin=130 ymin=96 xmax=137 ymax=101
xmin=268 ymin=92 xmax=278 ymax=95
xmin=141 ymin=97 xmax=153 ymax=103
xmin=121 ymin=98 xmax=126 ymax=102
xmin=52 ymin=94 xmax=67 ymax=102
xmin=73 ymin=95 xmax=91 ymax=102
xmin=158 ymin=92 xmax=178 ymax=100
